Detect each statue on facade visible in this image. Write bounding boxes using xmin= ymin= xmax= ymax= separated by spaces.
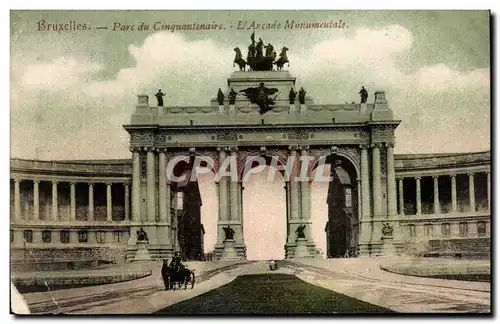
xmin=137 ymin=228 xmax=149 ymax=242
xmin=155 ymin=89 xmax=165 ymax=106
xmin=217 ymin=88 xmax=225 ymax=106
xmin=296 ymin=225 xmax=306 ymax=239
xmin=223 ymin=226 xmax=235 ymax=240
xmin=359 ymin=86 xmax=368 ymax=104
xmin=228 ymin=88 xmax=237 ymax=105
xmin=381 ymin=222 xmax=394 ymax=237
xmin=240 ymin=82 xmax=279 ymax=115
xmin=289 ymin=88 xmax=297 ymax=104
xmin=298 ymin=87 xmax=306 ymax=105
xmin=274 ymin=47 xmax=289 ymax=71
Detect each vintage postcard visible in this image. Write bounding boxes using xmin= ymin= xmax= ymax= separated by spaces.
xmin=10 ymin=10 xmax=491 ymax=315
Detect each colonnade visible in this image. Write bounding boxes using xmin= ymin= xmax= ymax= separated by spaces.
xmin=396 ymin=172 xmax=491 ymax=216
xmin=11 ymin=179 xmax=130 ymax=223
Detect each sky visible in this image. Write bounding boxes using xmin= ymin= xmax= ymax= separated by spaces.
xmin=10 ymin=10 xmax=491 ymax=259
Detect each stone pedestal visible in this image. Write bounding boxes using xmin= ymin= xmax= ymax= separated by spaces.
xmin=133 ymin=240 xmax=152 ymax=261
xmin=221 ymin=239 xmax=240 ymax=260
xmin=293 ymin=238 xmax=313 ymax=258
xmin=378 ymin=236 xmax=398 ymax=256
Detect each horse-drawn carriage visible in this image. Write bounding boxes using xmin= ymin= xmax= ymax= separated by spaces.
xmin=161 ymin=259 xmax=196 ymax=291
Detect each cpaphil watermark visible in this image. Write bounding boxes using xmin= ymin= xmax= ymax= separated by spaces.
xmin=166 ymin=155 xmax=333 ymax=183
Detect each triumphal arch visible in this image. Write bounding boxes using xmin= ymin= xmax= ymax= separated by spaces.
xmin=124 ymin=40 xmax=400 ymax=260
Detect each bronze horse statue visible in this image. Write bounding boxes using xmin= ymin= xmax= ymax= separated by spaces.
xmin=274 ymin=47 xmax=289 ymax=71
xmin=233 ymin=47 xmax=247 ymax=71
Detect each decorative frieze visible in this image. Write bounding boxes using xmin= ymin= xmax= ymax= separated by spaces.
xmin=213 ymin=132 xmax=241 ymax=141
xmin=283 ymin=130 xmax=311 ymax=140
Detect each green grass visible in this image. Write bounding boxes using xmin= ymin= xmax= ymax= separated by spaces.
xmin=155 ymin=274 xmax=393 ymax=314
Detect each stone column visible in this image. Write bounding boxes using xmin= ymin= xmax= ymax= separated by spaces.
xmin=371 ymin=143 xmax=382 ymax=217
xmin=397 ymin=178 xmax=404 ymax=216
xmin=159 ymin=150 xmax=167 ymax=224
xmin=106 ymin=183 xmax=113 ymax=221
xmin=299 ymin=147 xmax=311 ymax=221
xmin=487 ymin=172 xmax=491 ymax=211
xmin=147 ymin=149 xmax=156 ymax=222
xmin=124 ymin=183 xmax=130 ymax=221
xmin=229 ymin=149 xmax=239 ymax=221
xmin=433 ymin=176 xmax=440 ymax=214
xmin=14 ymin=179 xmax=21 ymax=222
xmin=132 ymin=150 xmax=141 ymax=222
xmin=88 ymin=183 xmax=94 ymax=221
xmin=360 ymin=144 xmax=370 ymax=219
xmin=33 ymin=180 xmax=39 ymax=221
xmin=51 ymin=180 xmax=58 ymax=221
xmin=468 ymin=173 xmax=475 ymax=212
xmin=218 ymin=148 xmax=228 ymax=221
xmin=416 ymin=177 xmax=422 ymax=215
xmin=70 ymin=182 xmax=76 ymax=221
xmin=386 ymin=142 xmax=397 ymax=217
xmin=164 ymin=181 xmax=172 ymax=245
xmin=450 ymin=175 xmax=457 ymax=213
xmin=289 ymin=148 xmax=299 ymax=220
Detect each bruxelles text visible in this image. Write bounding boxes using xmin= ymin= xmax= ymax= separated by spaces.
xmin=165 ymin=155 xmax=333 ymax=182
xmin=36 ymin=19 xmax=347 ymax=33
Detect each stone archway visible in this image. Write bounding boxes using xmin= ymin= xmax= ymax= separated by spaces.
xmin=309 ymin=149 xmax=361 ymax=258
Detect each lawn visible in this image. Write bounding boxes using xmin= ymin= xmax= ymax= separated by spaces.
xmin=155 ymin=273 xmax=393 ymax=314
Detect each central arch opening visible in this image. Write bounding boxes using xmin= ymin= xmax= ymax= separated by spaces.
xmin=241 ymin=157 xmax=286 ymax=260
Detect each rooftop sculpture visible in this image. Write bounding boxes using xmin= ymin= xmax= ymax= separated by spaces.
xmin=233 ymin=32 xmax=289 ymax=72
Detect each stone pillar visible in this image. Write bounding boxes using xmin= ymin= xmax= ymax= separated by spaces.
xmin=158 ymin=151 xmax=167 ymax=224
xmin=433 ymin=176 xmax=440 ymax=214
xmin=88 ymin=183 xmax=94 ymax=221
xmin=229 ymin=149 xmax=239 ymax=221
xmin=371 ymin=143 xmax=382 ymax=217
xmin=360 ymin=145 xmax=370 ymax=219
xmin=397 ymin=178 xmax=404 ymax=216
xmin=299 ymin=147 xmax=311 ymax=221
xmin=468 ymin=173 xmax=475 ymax=212
xmin=51 ymin=180 xmax=58 ymax=221
xmin=124 ymin=183 xmax=130 ymax=221
xmin=450 ymin=175 xmax=457 ymax=213
xmin=359 ymin=144 xmax=372 ymax=250
xmin=218 ymin=148 xmax=228 ymax=221
xmin=147 ymin=150 xmax=156 ymax=222
xmin=106 ymin=183 xmax=113 ymax=221
xmin=14 ymin=179 xmax=21 ymax=222
xmin=70 ymin=182 xmax=76 ymax=221
xmin=289 ymin=149 xmax=299 ymax=220
xmin=33 ymin=180 xmax=39 ymax=221
xmin=487 ymin=172 xmax=491 ymax=211
xmin=416 ymin=177 xmax=422 ymax=215
xmin=386 ymin=142 xmax=397 ymax=217
xmin=132 ymin=150 xmax=141 ymax=222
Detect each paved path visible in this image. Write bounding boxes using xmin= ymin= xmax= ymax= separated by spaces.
xmin=16 ymin=257 xmax=491 ymax=314
xmin=20 ymin=260 xmax=248 ymax=314
xmin=288 ymin=257 xmax=490 ymax=313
